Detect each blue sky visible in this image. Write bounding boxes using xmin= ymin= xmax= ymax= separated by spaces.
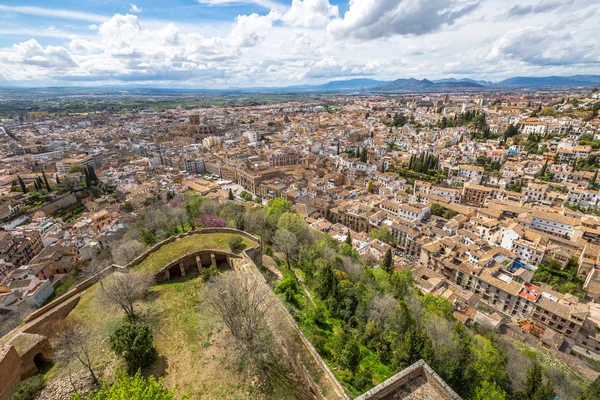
xmin=0 ymin=0 xmax=599 ymax=87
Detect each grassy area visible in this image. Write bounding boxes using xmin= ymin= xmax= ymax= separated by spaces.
xmin=47 ymin=271 xmax=260 ymax=399
xmin=532 ymin=261 xmax=585 ymax=299
xmin=134 ymin=233 xmax=256 ymax=274
xmin=42 ymin=274 xmax=77 ymax=305
xmin=507 ymin=338 xmax=588 ymax=399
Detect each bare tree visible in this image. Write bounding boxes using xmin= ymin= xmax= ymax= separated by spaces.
xmin=53 ymin=319 xmax=98 ymax=389
xmin=202 ymin=272 xmax=311 ymax=399
xmin=273 ymin=229 xmax=299 ymax=269
xmin=97 ymin=271 xmax=154 ymax=321
xmin=0 ymin=310 xmax=30 ymax=337
xmin=141 ymin=208 xmax=169 ymax=233
xmin=368 ymin=292 xmax=397 ymax=327
xmin=111 ymin=240 xmax=146 ymax=265
xmin=78 ymin=249 xmax=113 ymax=280
xmin=203 ymin=272 xmax=271 ymax=348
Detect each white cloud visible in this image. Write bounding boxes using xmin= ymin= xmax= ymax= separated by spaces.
xmin=9 ymin=39 xmax=77 ymax=69
xmin=228 ymin=11 xmax=280 ymax=47
xmin=129 ymin=4 xmax=142 ymax=13
xmin=197 ymin=0 xmax=283 ymax=11
xmin=282 ymin=0 xmax=339 ymax=28
xmin=507 ymin=0 xmax=573 ymax=17
xmin=327 ymin=0 xmax=480 ymax=40
xmin=0 ymin=1 xmax=599 ymax=87
xmin=0 ymin=5 xmax=107 ymax=23
xmin=488 ymin=27 xmax=600 ymax=66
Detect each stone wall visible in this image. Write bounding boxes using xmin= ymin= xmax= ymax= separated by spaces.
xmin=24 ymin=228 xmax=261 ymax=323
xmin=0 ymin=345 xmax=22 ymax=400
xmin=241 ymin=251 xmax=350 ymax=400
xmin=354 ymin=360 xmax=461 ymax=400
xmin=39 ymin=193 xmax=77 ymax=216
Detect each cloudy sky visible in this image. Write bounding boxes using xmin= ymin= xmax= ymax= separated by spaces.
xmin=0 ymin=0 xmax=599 ymax=88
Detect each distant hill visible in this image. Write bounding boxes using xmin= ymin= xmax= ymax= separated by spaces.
xmin=432 ymin=78 xmax=494 ymax=86
xmin=496 ymin=75 xmax=600 ymax=87
xmin=373 ymin=78 xmax=483 ymax=92
xmin=319 ymin=78 xmax=389 ymax=90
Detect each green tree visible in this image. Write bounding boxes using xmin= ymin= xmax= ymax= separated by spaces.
xmin=517 ymin=363 xmax=555 ymax=400
xmin=140 ymin=228 xmax=157 ymax=246
xmin=42 ymin=170 xmax=51 ymax=192
xmin=88 ymin=165 xmax=99 ymax=183
xmin=84 ymin=167 xmax=92 ymax=188
xmin=228 ymin=188 xmax=234 ymax=200
xmin=360 ymin=147 xmax=368 ymax=162
xmin=369 ymin=227 xmax=394 ymax=245
xmin=539 ymin=159 xmax=548 ymax=176
xmin=579 ymin=376 xmax=600 ymax=400
xmin=472 ymin=380 xmax=507 ymax=400
xmin=265 ymin=198 xmax=293 ymax=221
xmin=273 ymin=229 xmax=299 ymax=269
xmin=314 ymin=261 xmax=336 ymax=300
xmin=380 ymin=248 xmax=393 ymax=274
xmin=17 ymin=175 xmax=28 ymax=193
xmin=430 ymin=203 xmax=446 ymax=216
xmin=345 ymin=231 xmax=352 ymax=246
xmin=71 ymin=370 xmax=187 ymax=400
xmin=339 ymin=336 xmax=362 ymax=372
xmin=503 ymin=124 xmax=519 ymax=139
xmin=110 ymin=322 xmax=157 ymax=373
xmin=390 ymin=269 xmax=414 ymax=298
xmin=227 ymin=236 xmax=244 ymax=254
xmin=277 ymin=212 xmax=307 ymax=241
xmin=68 ymin=164 xmax=86 ymax=174
xmin=123 ymin=201 xmax=134 ymax=212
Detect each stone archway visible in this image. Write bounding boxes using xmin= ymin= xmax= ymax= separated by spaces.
xmin=33 ymin=353 xmax=46 ymax=370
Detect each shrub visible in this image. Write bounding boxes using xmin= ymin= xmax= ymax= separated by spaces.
xmin=72 ymin=369 xmax=187 ymax=400
xmin=227 ymin=236 xmax=244 ymax=254
xmin=195 ymin=214 xmax=226 ymax=228
xmin=200 ymin=265 xmax=218 ymax=282
xmin=9 ymin=375 xmax=45 ymax=400
xmin=110 ymin=322 xmax=157 ymax=373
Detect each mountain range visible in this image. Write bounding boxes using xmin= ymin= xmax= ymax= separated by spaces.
xmin=277 ymin=75 xmax=600 ymax=93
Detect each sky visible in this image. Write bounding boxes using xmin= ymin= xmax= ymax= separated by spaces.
xmin=0 ymin=0 xmax=599 ymax=88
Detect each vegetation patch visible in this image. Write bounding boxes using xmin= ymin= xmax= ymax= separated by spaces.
xmin=133 ymin=233 xmax=255 ymax=274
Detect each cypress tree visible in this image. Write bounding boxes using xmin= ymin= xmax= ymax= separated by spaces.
xmin=56 ymin=174 xmax=61 ymax=185
xmin=33 ymin=180 xmax=40 ymax=191
xmin=228 ymin=188 xmax=234 ymax=200
xmin=539 ymin=159 xmax=548 ymax=177
xmin=17 ymin=175 xmax=28 ymax=193
xmin=345 ymin=231 xmax=352 ymax=247
xmin=88 ymin=166 xmax=98 ymax=183
xmin=84 ymin=167 xmax=91 ymax=188
xmin=380 ymin=248 xmax=393 ymax=274
xmin=42 ymin=170 xmax=51 ymax=192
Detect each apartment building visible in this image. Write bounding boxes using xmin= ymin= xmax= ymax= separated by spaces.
xmin=462 ymin=183 xmax=493 ymax=207
xmin=56 ymin=154 xmax=102 ymax=174
xmin=267 ymin=151 xmax=302 ymax=167
xmin=530 ymin=209 xmax=579 ymax=238
xmin=457 ymin=165 xmax=484 ymax=184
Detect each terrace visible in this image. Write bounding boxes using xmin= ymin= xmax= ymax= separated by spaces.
xmin=519 ymin=282 xmax=541 ymax=302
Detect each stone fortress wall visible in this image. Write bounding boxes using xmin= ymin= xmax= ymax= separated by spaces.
xmin=1 ymin=228 xmax=457 ymax=400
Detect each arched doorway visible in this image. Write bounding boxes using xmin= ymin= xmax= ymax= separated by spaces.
xmin=33 ymin=353 xmax=46 ymax=370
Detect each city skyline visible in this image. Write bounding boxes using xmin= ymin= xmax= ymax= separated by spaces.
xmin=0 ymin=0 xmax=599 ymax=88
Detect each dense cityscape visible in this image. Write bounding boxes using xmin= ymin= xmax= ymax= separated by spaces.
xmin=2 ymin=1 xmax=600 ymax=400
